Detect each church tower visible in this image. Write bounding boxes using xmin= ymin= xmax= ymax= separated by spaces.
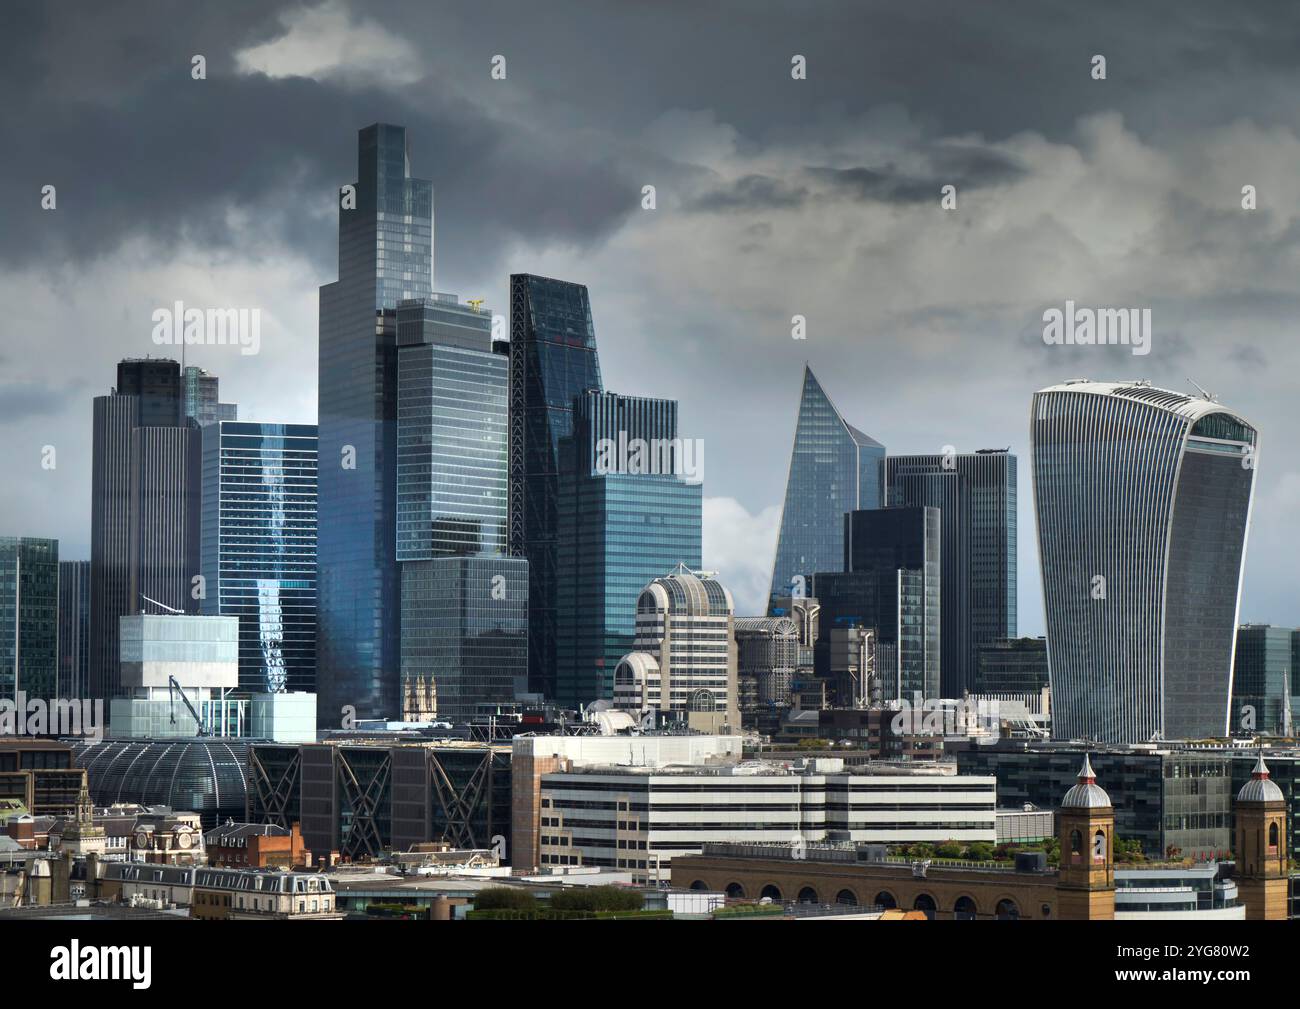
xmin=1235 ymin=753 xmax=1288 ymax=920
xmin=1056 ymin=754 xmax=1115 ymax=920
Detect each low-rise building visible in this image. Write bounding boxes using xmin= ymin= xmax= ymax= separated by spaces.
xmin=191 ymin=867 xmax=341 ymax=919
xmin=205 ymin=821 xmax=310 ymax=868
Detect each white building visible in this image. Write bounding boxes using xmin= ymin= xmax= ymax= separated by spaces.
xmin=539 ymin=758 xmax=996 ymax=884
xmin=614 ymin=566 xmax=739 ymax=732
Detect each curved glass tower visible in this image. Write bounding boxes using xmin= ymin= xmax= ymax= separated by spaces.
xmin=1031 ymin=381 xmax=1258 ymax=743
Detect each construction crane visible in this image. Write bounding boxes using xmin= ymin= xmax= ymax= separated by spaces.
xmin=169 ymin=676 xmax=209 ymax=736
xmin=467 ymin=298 xmax=485 ymax=312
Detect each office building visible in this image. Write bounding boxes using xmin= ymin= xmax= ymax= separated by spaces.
xmin=613 ymin=566 xmax=738 ymax=729
xmin=1231 ymin=625 xmax=1293 ymax=736
xmin=886 ymin=450 xmax=1016 ymax=695
xmin=0 ymin=740 xmax=83 ymax=818
xmin=974 ymin=637 xmax=1049 ymax=694
xmin=400 ymin=555 xmax=527 ymax=722
xmin=247 ymin=739 xmax=511 ymax=860
xmin=734 ymin=616 xmax=800 ymax=723
xmin=90 ymin=358 xmax=203 ymax=704
xmin=0 ymin=537 xmax=59 ymax=706
xmin=1032 ymin=381 xmax=1258 ymax=743
xmin=57 ymin=560 xmax=90 ymax=699
xmin=556 ymin=391 xmax=702 ymax=707
xmin=769 ymin=365 xmax=885 ymax=610
xmin=200 ymin=421 xmax=318 ymax=694
xmin=541 ymin=760 xmax=996 ymax=883
xmin=317 ymin=124 xmax=433 ymax=725
xmin=182 ymin=366 xmax=237 ymax=427
xmin=507 ymin=274 xmax=604 ymax=699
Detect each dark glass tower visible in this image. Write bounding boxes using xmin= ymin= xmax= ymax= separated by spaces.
xmin=508 ymin=274 xmax=603 ymax=700
xmin=886 ymin=449 xmax=1016 ymax=696
xmin=200 ymin=421 xmax=318 ymax=694
xmin=90 ymin=359 xmax=201 ymax=704
xmin=1032 ymin=381 xmax=1257 ymax=743
xmin=317 ymin=124 xmax=433 ymax=724
xmin=769 ymin=365 xmax=885 ymax=611
xmin=1231 ymin=625 xmax=1292 ymax=736
xmin=555 ymin=391 xmax=703 ymax=707
xmin=58 ymin=559 xmax=91 ymax=698
xmin=0 ymin=537 xmax=59 ymax=706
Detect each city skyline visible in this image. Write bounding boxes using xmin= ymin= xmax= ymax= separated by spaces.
xmin=8 ymin=2 xmax=1300 ymax=632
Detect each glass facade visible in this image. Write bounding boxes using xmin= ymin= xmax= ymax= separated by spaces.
xmin=58 ymin=559 xmax=91 ymax=698
xmin=0 ymin=537 xmax=59 ymax=705
xmin=183 ymin=366 xmax=237 ymax=427
xmin=1032 ymin=382 xmax=1257 ymax=743
xmin=887 ymin=450 xmax=1016 ymax=695
xmin=769 ymin=366 xmax=885 ymax=610
xmin=507 ymin=275 xmax=604 ymax=699
xmin=318 ymin=124 xmax=433 ymax=724
xmin=973 ymin=637 xmax=1049 ymax=694
xmin=555 ymin=391 xmax=702 ymax=707
xmin=399 ymin=556 xmax=528 ymax=722
xmin=200 ymin=422 xmax=318 ymax=694
xmin=395 ymin=296 xmax=506 ymax=560
xmin=1231 ymin=625 xmax=1293 ymax=736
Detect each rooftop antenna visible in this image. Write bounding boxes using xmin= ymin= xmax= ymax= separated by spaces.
xmin=140 ymin=594 xmax=184 ymax=616
xmin=1187 ymin=378 xmax=1217 ymax=402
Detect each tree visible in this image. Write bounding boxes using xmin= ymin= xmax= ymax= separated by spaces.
xmin=965 ymin=841 xmax=995 ymax=862
xmin=549 ymin=885 xmax=644 ymax=912
xmin=935 ymin=839 xmax=964 ymax=859
xmin=474 ymin=887 xmax=537 ymax=911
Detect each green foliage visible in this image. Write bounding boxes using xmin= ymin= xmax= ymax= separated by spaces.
xmin=934 ymin=839 xmax=964 ymax=859
xmin=965 ymin=841 xmax=996 ymax=862
xmin=548 ymin=885 xmax=644 ymax=912
xmin=906 ymin=842 xmax=935 ymax=859
xmin=473 ymin=886 xmax=537 ymax=911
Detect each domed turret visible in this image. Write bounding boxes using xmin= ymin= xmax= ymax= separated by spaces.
xmin=1060 ymin=754 xmax=1111 ymax=809
xmin=1237 ymin=753 xmax=1284 ymax=804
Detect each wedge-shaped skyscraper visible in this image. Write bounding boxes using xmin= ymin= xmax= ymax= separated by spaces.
xmin=1032 ymin=380 xmax=1258 ymax=743
xmin=768 ymin=366 xmax=885 ymax=611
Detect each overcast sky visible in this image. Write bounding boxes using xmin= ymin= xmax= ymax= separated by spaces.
xmin=4 ymin=0 xmax=1300 ymax=630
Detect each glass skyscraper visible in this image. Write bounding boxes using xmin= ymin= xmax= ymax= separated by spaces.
xmin=58 ymin=559 xmax=91 ymax=699
xmin=1231 ymin=624 xmax=1292 ymax=736
xmin=508 ymin=274 xmax=604 ymax=699
xmin=183 ymin=366 xmax=237 ymax=427
xmin=200 ymin=421 xmax=318 ymax=694
xmin=317 ymin=124 xmax=433 ymax=724
xmin=0 ymin=537 xmax=59 ymax=705
xmin=887 ymin=449 xmax=1016 ymax=696
xmin=1032 ymin=380 xmax=1258 ymax=743
xmin=395 ymin=292 xmax=525 ymax=721
xmin=555 ymin=391 xmax=703 ymax=707
xmin=769 ymin=365 xmax=885 ymax=611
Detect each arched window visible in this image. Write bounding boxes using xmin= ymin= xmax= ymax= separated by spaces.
xmin=874 ymin=890 xmax=897 ymax=909
xmin=760 ymin=884 xmax=783 ymax=901
xmin=797 ymin=887 xmax=818 ymax=904
xmin=913 ymin=893 xmax=937 ymax=920
xmin=1092 ymin=829 xmax=1106 ymax=862
xmin=1070 ymin=828 xmax=1083 ymax=862
xmin=689 ymin=880 xmax=709 ymax=891
xmin=953 ymin=896 xmax=977 ymax=920
xmin=995 ymin=898 xmax=1020 ymax=920
xmin=835 ymin=889 xmax=858 ymax=906
xmin=724 ymin=882 xmax=744 ymax=899
xmin=1269 ymin=822 xmax=1280 ymax=849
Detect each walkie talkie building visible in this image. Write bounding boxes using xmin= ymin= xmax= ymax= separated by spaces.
xmin=1031 ymin=380 xmax=1258 ymax=744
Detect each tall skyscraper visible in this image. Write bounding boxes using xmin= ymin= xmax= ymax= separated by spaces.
xmin=556 ymin=391 xmax=702 ymax=708
xmin=508 ymin=274 xmax=603 ymax=699
xmin=200 ymin=421 xmax=318 ymax=694
xmin=58 ymin=559 xmax=91 ymax=698
xmin=317 ymin=124 xmax=433 ymax=724
xmin=0 ymin=537 xmax=59 ymax=705
xmin=769 ymin=365 xmax=885 ymax=611
xmin=812 ymin=506 xmax=941 ymax=700
xmin=90 ymin=359 xmax=202 ymax=703
xmin=394 ymin=294 xmax=526 ymax=721
xmin=887 ymin=449 xmax=1016 ymax=695
xmin=1032 ymin=380 xmax=1258 ymax=743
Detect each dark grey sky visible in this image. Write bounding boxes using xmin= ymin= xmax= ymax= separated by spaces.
xmin=3 ymin=0 xmax=1300 ymax=626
